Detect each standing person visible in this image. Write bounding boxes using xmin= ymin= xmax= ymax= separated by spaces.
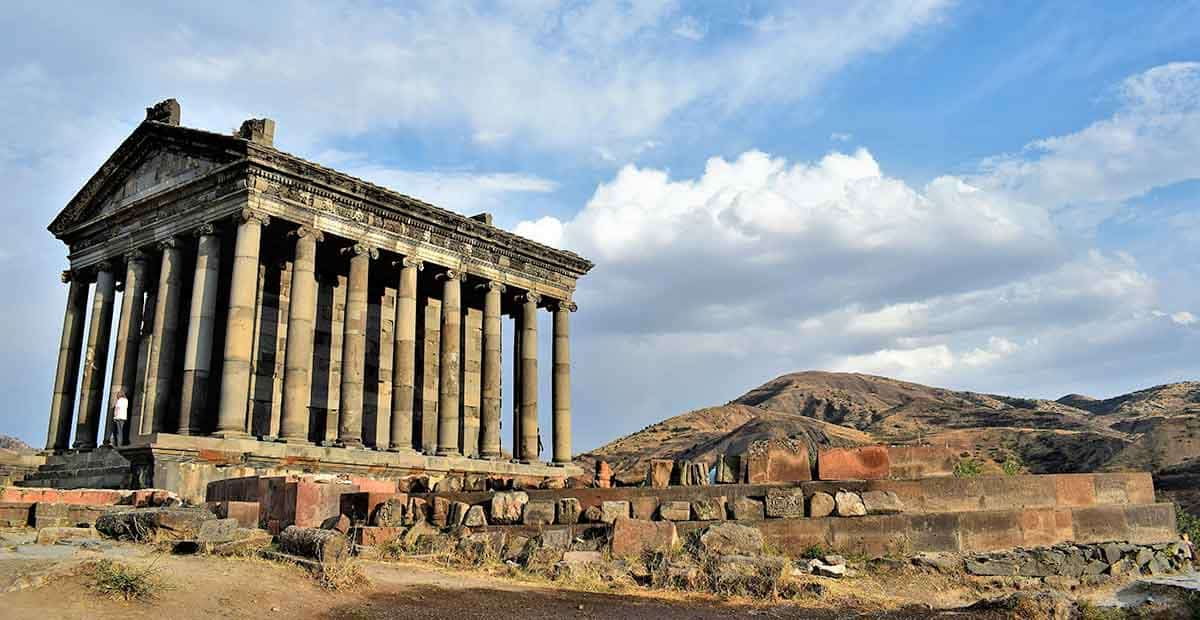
xmin=107 ymin=390 xmax=129 ymax=447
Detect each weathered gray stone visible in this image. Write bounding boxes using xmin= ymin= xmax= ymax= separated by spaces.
xmin=490 ymin=491 xmax=529 ymax=525
xmin=861 ymin=490 xmax=903 ymax=514
xmin=600 ymin=501 xmax=631 ymax=524
xmin=1083 ymin=560 xmax=1108 ymax=576
xmin=965 ymin=558 xmax=1019 ymax=576
xmin=96 ymin=507 xmax=216 ymax=541
xmin=464 ymin=505 xmax=487 ymax=527
xmin=556 ymin=498 xmax=581 ymax=525
xmin=538 ymin=528 xmax=571 ymax=550
xmin=447 ymin=501 xmax=470 ymax=527
xmin=691 ymin=497 xmax=726 ymax=521
xmin=807 ymin=558 xmax=846 ymax=578
xmin=659 ymin=501 xmax=691 ymax=521
xmin=712 ymin=555 xmax=787 ymax=592
xmin=372 ymin=497 xmax=408 ymax=527
xmin=730 ymin=497 xmax=765 ymax=521
xmin=196 ymin=518 xmax=239 ymax=543
xmin=35 ymin=526 xmax=99 ymax=545
xmin=834 ymin=491 xmax=867 ymax=517
xmin=808 ymin=492 xmax=835 ymax=518
xmin=279 ymin=525 xmax=349 ymax=562
xmin=503 ymin=535 xmax=531 ymax=561
xmin=714 ymin=455 xmax=741 ymax=484
xmin=1135 ymin=548 xmax=1154 ymax=567
xmin=699 ymin=522 xmax=764 ymax=556
xmin=522 ymin=500 xmax=555 ymax=526
xmin=1102 ymin=542 xmax=1122 ymax=564
xmin=765 ymin=488 xmax=805 ymax=518
xmin=210 ymin=528 xmax=273 ymax=556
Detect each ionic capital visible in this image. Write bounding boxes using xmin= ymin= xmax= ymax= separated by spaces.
xmin=394 ymin=256 xmax=424 ymax=271
xmin=289 ymin=226 xmax=324 ymax=242
xmin=552 ymin=301 xmax=578 ymax=313
xmin=193 ymin=223 xmax=218 ymax=238
xmin=477 ymin=281 xmax=506 ymax=294
xmin=435 ymin=268 xmax=461 ymax=282
xmin=93 ymin=260 xmax=114 ymax=275
xmin=157 ymin=237 xmax=180 ymax=251
xmin=342 ymin=243 xmax=378 ymax=259
xmin=124 ymin=249 xmax=148 ymax=264
xmin=515 ymin=292 xmax=541 ymax=305
xmin=235 ymin=208 xmax=270 ymax=227
xmin=60 ymin=269 xmax=75 ymax=284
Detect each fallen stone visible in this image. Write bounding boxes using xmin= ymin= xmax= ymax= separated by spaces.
xmin=372 ymin=497 xmax=408 ymax=527
xmin=464 ymin=505 xmax=487 ymax=527
xmin=433 ymin=476 xmax=463 ymax=493
xmin=95 ymin=507 xmax=216 ymax=542
xmin=210 ymin=528 xmax=273 ymax=556
xmin=35 ymin=526 xmax=99 ymax=545
xmin=1107 ymin=558 xmax=1133 ymax=576
xmin=730 ymin=497 xmax=765 ymax=521
xmin=556 ymin=498 xmax=581 ymax=525
xmin=966 ymin=558 xmax=1019 ymax=576
xmin=503 ymin=535 xmax=531 ymax=561
xmin=630 ymin=497 xmax=658 ymax=521
xmin=400 ymin=521 xmax=445 ymax=552
xmin=447 ymin=502 xmax=470 ymax=527
xmin=431 ymin=497 xmax=451 ymax=527
xmin=562 ymin=550 xmax=602 ymax=565
xmin=610 ymin=517 xmax=678 ymax=557
xmin=279 ymin=525 xmax=349 ymax=563
xmin=808 ymin=492 xmax=835 ymax=518
xmin=600 ymin=501 xmax=631 ymax=524
xmin=1083 ymin=560 xmax=1107 ymax=576
xmin=521 ymin=500 xmax=555 ymax=526
xmin=712 ymin=555 xmax=787 ymax=593
xmin=861 ymin=490 xmax=904 ymax=514
xmin=671 ymin=460 xmax=691 ymax=486
xmin=524 ymin=547 xmax=565 ymax=571
xmin=659 ymin=501 xmax=691 ymax=521
xmin=698 ymin=522 xmax=764 ymax=556
xmin=33 ymin=503 xmax=71 ymax=529
xmin=691 ymin=462 xmax=710 ymax=486
xmin=834 ymin=491 xmax=867 ymax=517
xmin=490 ymin=491 xmax=529 ymax=525
xmin=196 ymin=518 xmax=240 ymax=543
xmin=407 ymin=497 xmax=428 ymax=524
xmin=765 ymin=488 xmax=805 ymax=518
xmin=714 ymin=455 xmax=741 ymax=484
xmin=913 ymin=552 xmax=961 ymax=573
xmin=582 ymin=505 xmax=604 ymax=523
xmin=823 ymin=554 xmax=846 ymax=566
xmin=538 ymin=528 xmax=571 ymax=549
xmin=808 ymin=559 xmax=846 ymax=578
xmin=646 ymin=460 xmax=674 ymax=488
xmin=1135 ymin=548 xmax=1154 ymax=567
xmin=1102 ymin=543 xmax=1122 ymax=564
xmin=691 ymin=497 xmax=726 ymax=521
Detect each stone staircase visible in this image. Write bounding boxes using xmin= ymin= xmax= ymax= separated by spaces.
xmin=16 ymin=448 xmax=134 ymax=489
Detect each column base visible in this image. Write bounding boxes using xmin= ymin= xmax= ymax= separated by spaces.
xmin=479 ymin=452 xmax=503 ymax=461
xmin=387 ymin=446 xmax=418 ymax=453
xmin=336 ymin=439 xmax=365 ymax=449
xmin=550 ymin=461 xmax=571 ymax=467
xmin=437 ymin=449 xmax=462 ymax=457
xmin=276 ymin=437 xmax=313 ymax=445
xmin=211 ymin=430 xmax=249 ymax=440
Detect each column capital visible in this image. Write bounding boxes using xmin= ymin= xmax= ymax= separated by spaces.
xmin=193 ymin=222 xmax=219 ymax=238
xmin=93 ymin=260 xmax=114 ymax=274
xmin=156 ymin=237 xmax=181 ymax=251
xmin=514 ymin=291 xmax=541 ymax=305
xmin=60 ymin=269 xmax=77 ymax=284
xmin=124 ymin=249 xmax=149 ymax=264
xmin=288 ymin=226 xmax=324 ymax=242
xmin=394 ymin=256 xmax=424 ymax=270
xmin=477 ymin=280 xmax=506 ymax=293
xmin=234 ymin=208 xmax=270 ymax=227
xmin=551 ymin=300 xmax=578 ymax=313
xmin=341 ymin=242 xmax=378 ymax=259
xmin=434 ymin=268 xmax=462 ymax=282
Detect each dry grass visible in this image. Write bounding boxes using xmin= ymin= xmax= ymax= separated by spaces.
xmin=315 ymin=557 xmax=370 ymax=591
xmin=87 ymin=558 xmax=170 ymax=601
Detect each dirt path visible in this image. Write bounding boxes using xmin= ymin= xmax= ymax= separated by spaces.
xmin=0 ymin=540 xmax=996 ymax=619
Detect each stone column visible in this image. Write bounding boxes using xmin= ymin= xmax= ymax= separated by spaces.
xmin=104 ymin=251 xmax=148 ymax=445
xmin=478 ymin=281 xmax=504 ymax=459
xmin=551 ymin=301 xmax=576 ymax=464
xmin=141 ymin=238 xmax=184 ymax=435
xmin=74 ymin=263 xmax=116 ymax=450
xmin=436 ymin=269 xmax=462 ymax=456
xmin=389 ymin=257 xmax=422 ymax=451
xmin=46 ymin=270 xmax=89 ymax=451
xmin=127 ymin=289 xmax=157 ymax=440
xmin=337 ymin=243 xmax=376 ymax=448
xmin=517 ymin=292 xmax=540 ymax=463
xmin=215 ymin=209 xmax=269 ymax=438
xmin=511 ymin=307 xmax=522 ymax=459
xmin=279 ymin=227 xmax=322 ymax=443
xmin=178 ymin=225 xmax=221 ymax=434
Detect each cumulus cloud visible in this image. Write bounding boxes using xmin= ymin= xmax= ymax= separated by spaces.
xmin=1172 ymin=311 xmax=1198 ymax=326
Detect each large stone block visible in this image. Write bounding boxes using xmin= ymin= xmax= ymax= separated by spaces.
xmin=522 ymin=500 xmax=556 ymax=526
xmin=646 ymin=459 xmax=674 ymax=488
xmin=746 ymin=440 xmax=812 ymax=483
xmin=959 ymin=511 xmax=1023 ymax=552
xmin=339 ymin=491 xmax=397 ymax=524
xmin=209 ymin=500 xmax=261 ymax=529
xmin=610 ymin=517 xmax=678 ymax=557
xmin=886 ymin=446 xmax=957 ymax=479
xmin=33 ymin=502 xmax=71 ymax=529
xmin=36 ymin=526 xmax=99 ymax=545
xmin=817 ymin=446 xmax=890 ymax=481
xmin=765 ymin=488 xmax=805 ymax=519
xmin=557 ymin=498 xmax=581 ymax=525
xmin=1053 ymin=474 xmax=1097 ymax=508
xmin=730 ymin=497 xmax=765 ymax=521
xmin=692 ymin=497 xmax=726 ymax=521
xmin=601 ymin=500 xmax=631 ymax=524
xmin=448 ymin=501 xmax=470 ymax=527
xmin=861 ymin=490 xmax=903 ymax=514
xmin=490 ymin=491 xmax=528 ymax=525
xmin=828 ymin=515 xmax=909 ymax=557
xmin=808 ymin=492 xmax=835 ymax=518
xmin=834 ymin=491 xmax=866 ymax=517
xmin=659 ymin=501 xmax=691 ymax=521
xmin=699 ymin=522 xmax=764 ymax=556
xmin=714 ymin=455 xmax=741 ymax=484
xmin=464 ymin=505 xmax=488 ymax=527
xmin=631 ymin=497 xmax=659 ymax=521
xmin=293 ymin=480 xmax=358 ymax=528
xmin=432 ymin=497 xmax=451 ymax=527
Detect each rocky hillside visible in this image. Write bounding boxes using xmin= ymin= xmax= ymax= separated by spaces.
xmin=579 ymin=372 xmax=1200 ymax=509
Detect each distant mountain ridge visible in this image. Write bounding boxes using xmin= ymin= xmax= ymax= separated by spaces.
xmin=579 ymin=372 xmax=1200 ymax=511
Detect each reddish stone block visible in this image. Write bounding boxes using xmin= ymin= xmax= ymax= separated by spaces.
xmin=817 ymin=446 xmax=889 ymax=481
xmin=211 ymin=500 xmax=261 ymax=529
xmin=1017 ymin=508 xmax=1063 ymax=547
xmin=293 ymin=481 xmax=358 ymax=528
xmin=959 ymin=511 xmax=1022 ymax=552
xmin=610 ymin=517 xmax=678 ymax=557
xmin=886 ymin=446 xmax=957 ymax=479
xmin=746 ymin=442 xmax=813 ymax=483
xmin=357 ymin=526 xmax=406 ymax=546
xmin=0 ymin=502 xmax=33 ymax=527
xmin=630 ymin=497 xmax=659 ymax=521
xmin=1053 ymin=474 xmax=1096 ymax=508
xmin=350 ymin=477 xmax=399 ymax=494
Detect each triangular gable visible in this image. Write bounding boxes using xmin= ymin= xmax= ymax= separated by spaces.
xmin=48 ymin=122 xmax=245 ymax=237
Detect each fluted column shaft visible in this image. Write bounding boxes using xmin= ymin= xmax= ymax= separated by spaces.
xmin=511 ymin=309 xmax=522 ymax=459
xmin=75 ymin=264 xmax=116 ymax=450
xmin=215 ymin=209 xmax=268 ymax=437
xmin=479 ymin=281 xmax=504 ymax=458
xmin=179 ymin=227 xmax=221 ymax=434
xmin=552 ymin=302 xmax=575 ymax=464
xmin=128 ymin=290 xmax=157 ymax=439
xmin=105 ymin=252 xmax=148 ymax=445
xmin=279 ymin=227 xmax=322 ymax=443
xmin=46 ymin=271 xmax=88 ymax=451
xmin=389 ymin=257 xmax=422 ymax=451
xmin=337 ymin=243 xmax=375 ymax=447
xmin=436 ymin=270 xmax=462 ymax=456
xmin=518 ymin=292 xmax=540 ymax=462
xmin=140 ymin=239 xmax=184 ymax=435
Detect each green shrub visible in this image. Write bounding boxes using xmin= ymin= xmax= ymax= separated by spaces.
xmin=1002 ymin=453 xmax=1023 ymax=476
xmin=799 ymin=543 xmax=828 ymax=560
xmin=953 ymin=458 xmax=983 ymax=478
xmin=1176 ymin=503 xmax=1200 ymax=547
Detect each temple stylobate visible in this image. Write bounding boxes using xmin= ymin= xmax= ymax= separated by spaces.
xmin=41 ymin=100 xmax=592 ymax=492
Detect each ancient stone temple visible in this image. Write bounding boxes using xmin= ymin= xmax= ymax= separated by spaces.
xmin=33 ymin=99 xmax=592 ymax=497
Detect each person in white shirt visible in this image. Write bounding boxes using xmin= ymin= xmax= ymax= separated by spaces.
xmin=107 ymin=391 xmax=129 ymax=447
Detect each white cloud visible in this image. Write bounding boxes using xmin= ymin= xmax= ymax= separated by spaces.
xmin=1172 ymin=311 xmax=1197 ymax=326
xmin=977 ymin=62 xmax=1200 ymax=208
xmin=341 ymin=166 xmax=557 ymax=216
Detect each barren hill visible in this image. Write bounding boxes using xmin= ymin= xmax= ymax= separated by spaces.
xmin=580 ymin=372 xmax=1200 ymax=509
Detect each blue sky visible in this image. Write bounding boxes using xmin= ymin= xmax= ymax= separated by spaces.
xmin=1 ymin=1 xmax=1198 ymax=453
